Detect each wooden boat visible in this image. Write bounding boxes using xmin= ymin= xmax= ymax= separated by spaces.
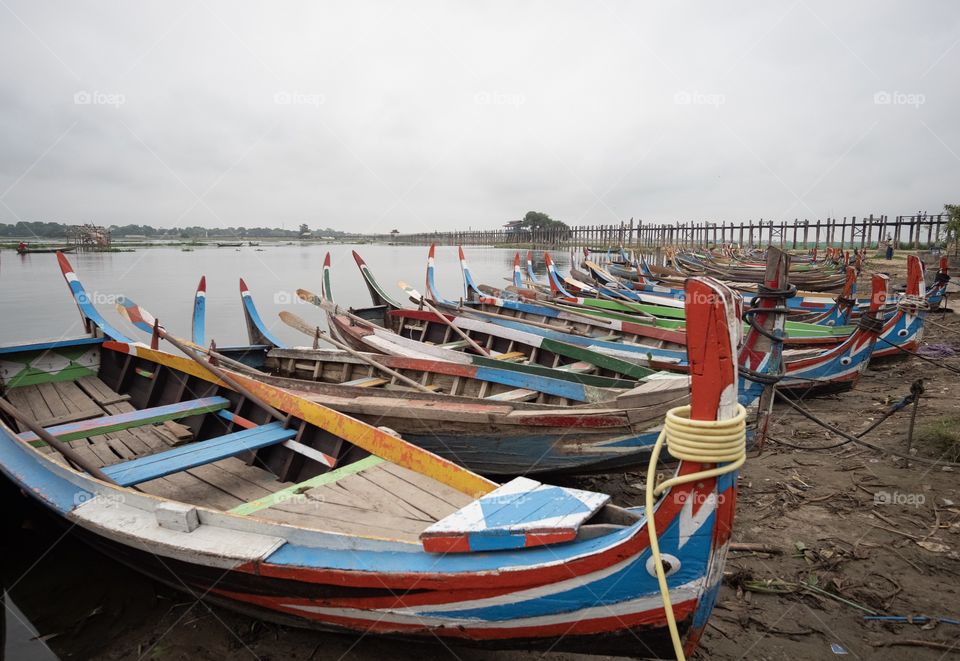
xmin=216 ymin=241 xmax=244 ymax=247
xmin=0 ymin=274 xmax=747 ymax=657
xmin=55 ymin=253 xmax=696 ymax=476
xmin=776 ymin=274 xmax=888 ymax=393
xmin=345 ymin=246 xmax=881 ymax=397
xmin=16 ymin=245 xmax=75 ymax=254
xmin=926 ymin=255 xmax=951 ymax=309
xmin=515 ymin=252 xmax=857 ymax=347
xmin=586 ymin=258 xmax=854 ymax=314
xmin=358 ymin=246 xmax=689 ymax=351
xmin=857 ymin=255 xmax=926 ymax=361
xmin=317 ymin=257 xmax=687 ymax=375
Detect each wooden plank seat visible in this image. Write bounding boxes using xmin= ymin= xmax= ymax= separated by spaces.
xmin=102 ymin=421 xmax=297 ymax=487
xmin=18 ymin=396 xmax=231 ymax=445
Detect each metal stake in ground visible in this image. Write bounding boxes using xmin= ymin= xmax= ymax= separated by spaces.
xmin=904 ymin=378 xmax=924 ymax=468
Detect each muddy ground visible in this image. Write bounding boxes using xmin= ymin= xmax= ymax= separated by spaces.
xmin=7 ymin=255 xmax=960 ymax=661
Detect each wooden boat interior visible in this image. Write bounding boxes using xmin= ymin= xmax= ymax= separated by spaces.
xmin=1 ymin=339 xmax=640 ymax=546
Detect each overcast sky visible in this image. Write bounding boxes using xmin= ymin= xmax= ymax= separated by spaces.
xmin=0 ymin=1 xmax=957 ymax=234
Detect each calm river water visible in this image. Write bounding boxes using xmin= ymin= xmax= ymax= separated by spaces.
xmin=0 ymin=244 xmax=572 ymax=346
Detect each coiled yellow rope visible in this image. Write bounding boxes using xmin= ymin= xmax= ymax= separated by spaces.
xmin=644 ymin=403 xmax=747 ymax=661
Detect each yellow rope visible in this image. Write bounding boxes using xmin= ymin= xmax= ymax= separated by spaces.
xmin=644 ymin=403 xmax=747 ymax=661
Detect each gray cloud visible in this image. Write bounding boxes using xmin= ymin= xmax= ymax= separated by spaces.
xmin=1 ymin=0 xmax=957 ymax=232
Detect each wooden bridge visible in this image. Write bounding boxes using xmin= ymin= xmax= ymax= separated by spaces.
xmin=373 ymin=213 xmax=949 ymax=251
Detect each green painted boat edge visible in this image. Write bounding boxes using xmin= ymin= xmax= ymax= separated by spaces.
xmin=229 ymin=455 xmax=385 ymax=515
xmin=540 ymin=339 xmax=656 ymax=380
xmin=27 ymin=399 xmax=231 ymax=446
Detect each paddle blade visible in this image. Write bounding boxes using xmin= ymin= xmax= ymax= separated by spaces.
xmin=398 ymin=280 xmax=424 ymax=303
xmin=297 ymin=288 xmax=323 ymax=306
xmin=115 ymin=296 xmax=163 ymax=335
xmin=279 ymin=310 xmax=320 ymax=338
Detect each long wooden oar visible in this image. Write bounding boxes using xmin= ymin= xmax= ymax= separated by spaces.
xmin=398 ymin=281 xmax=491 ymax=357
xmin=296 ymin=288 xmax=383 ymax=329
xmin=0 ymin=398 xmax=115 ymax=483
xmin=114 ymin=297 xmax=267 ymax=376
xmin=278 ymin=311 xmax=437 ymax=394
xmin=115 ymin=298 xmax=288 ymax=423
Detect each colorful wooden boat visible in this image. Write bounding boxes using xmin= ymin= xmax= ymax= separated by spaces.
xmin=868 ymin=254 xmax=927 ymax=361
xmin=0 ymin=274 xmax=746 ymax=656
xmin=344 ymin=247 xmax=884 ymax=398
xmin=316 ymin=260 xmax=687 ymax=375
xmin=776 ymin=274 xmax=888 ymax=393
xmin=54 ymin=253 xmax=697 ymax=476
xmin=926 ymin=255 xmax=950 ymax=309
xmin=512 ymin=252 xmax=857 ymax=346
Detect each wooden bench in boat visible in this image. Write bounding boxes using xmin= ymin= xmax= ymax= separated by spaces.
xmin=18 ymin=396 xmax=231 ymax=445
xmin=102 ymin=421 xmax=297 ymax=487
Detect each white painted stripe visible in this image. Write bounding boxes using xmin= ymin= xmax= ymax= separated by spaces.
xmin=282 ymin=440 xmax=335 ymax=468
xmin=282 ymin=579 xmax=703 ymax=628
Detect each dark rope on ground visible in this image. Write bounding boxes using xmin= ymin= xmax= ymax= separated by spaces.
xmin=770 ymin=387 xmax=960 ymax=466
xmin=767 ymin=381 xmax=923 ymax=451
xmin=874 ymin=334 xmax=960 ymax=374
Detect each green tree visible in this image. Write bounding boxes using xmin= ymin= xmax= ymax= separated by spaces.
xmin=946 ymin=204 xmax=960 ymax=257
xmin=520 ymin=211 xmax=568 ymax=232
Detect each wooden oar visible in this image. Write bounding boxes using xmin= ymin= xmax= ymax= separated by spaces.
xmin=115 ymin=298 xmax=288 ymax=423
xmin=114 ymin=297 xmax=267 ymax=376
xmin=0 ymin=398 xmax=116 ymax=483
xmin=278 ymin=311 xmax=437 ymax=394
xmin=398 ymin=281 xmax=492 ymax=357
xmin=296 ymin=288 xmax=385 ymax=330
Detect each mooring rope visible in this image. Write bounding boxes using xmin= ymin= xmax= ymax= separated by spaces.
xmin=773 ymin=390 xmax=960 ymax=467
xmin=645 ymin=403 xmax=747 ymax=660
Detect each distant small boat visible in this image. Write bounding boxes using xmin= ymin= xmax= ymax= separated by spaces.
xmin=16 ymin=246 xmax=75 ymax=255
xmin=215 ymin=242 xmax=243 ymax=247
xmin=247 ymin=241 xmax=260 ymax=246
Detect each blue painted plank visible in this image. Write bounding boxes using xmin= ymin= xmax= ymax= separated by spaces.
xmin=19 ymin=396 xmax=231 ymax=444
xmin=103 ymin=421 xmax=296 ymax=486
xmin=473 ymin=366 xmax=588 ymax=402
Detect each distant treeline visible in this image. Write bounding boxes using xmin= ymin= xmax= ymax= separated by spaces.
xmin=0 ymin=221 xmax=353 ymax=239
